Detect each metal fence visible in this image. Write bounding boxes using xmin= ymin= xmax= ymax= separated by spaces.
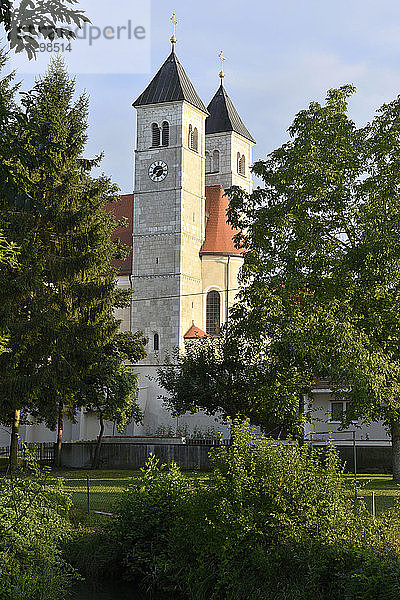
xmin=0 ymin=442 xmax=55 ymax=465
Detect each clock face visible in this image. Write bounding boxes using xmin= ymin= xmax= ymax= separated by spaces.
xmin=148 ymin=160 xmax=168 ymax=182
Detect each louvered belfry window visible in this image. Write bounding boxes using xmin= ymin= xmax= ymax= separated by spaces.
xmin=205 ymin=152 xmax=211 ymax=173
xmin=153 ymin=333 xmax=159 ymax=351
xmin=206 ymin=290 xmax=221 ymax=335
xmin=213 ymin=149 xmax=220 ymax=172
xmin=162 ymin=121 xmax=169 ymax=146
xmin=152 ymin=123 xmax=160 ymax=147
xmin=192 ymin=127 xmax=199 ymax=152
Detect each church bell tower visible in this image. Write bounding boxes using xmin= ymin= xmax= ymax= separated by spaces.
xmin=131 ymin=15 xmax=208 ymax=379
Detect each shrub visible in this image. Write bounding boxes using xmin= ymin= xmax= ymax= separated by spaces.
xmin=0 ymin=456 xmax=75 ymax=600
xmin=110 ymin=421 xmax=400 ymax=599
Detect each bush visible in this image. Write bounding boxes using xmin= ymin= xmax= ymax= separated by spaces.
xmin=109 ymin=421 xmax=400 ymax=600
xmin=0 ymin=456 xmax=75 ymax=600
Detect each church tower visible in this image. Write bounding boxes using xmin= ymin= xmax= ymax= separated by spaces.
xmin=130 ymin=20 xmax=209 ymax=430
xmin=199 ymin=55 xmax=255 ymax=338
xmin=204 ymin=52 xmax=255 ymax=195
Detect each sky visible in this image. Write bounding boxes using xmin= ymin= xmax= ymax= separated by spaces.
xmin=5 ymin=0 xmax=400 ymax=193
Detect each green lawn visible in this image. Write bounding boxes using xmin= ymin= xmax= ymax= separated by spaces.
xmin=51 ymin=469 xmax=210 ymax=513
xmin=47 ymin=469 xmax=400 ymax=516
xmin=343 ymin=474 xmax=400 ymax=515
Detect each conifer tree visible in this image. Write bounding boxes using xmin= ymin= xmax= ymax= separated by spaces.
xmin=0 ymin=57 xmax=146 ymax=469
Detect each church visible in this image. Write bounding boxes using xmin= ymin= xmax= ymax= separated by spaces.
xmin=10 ymin=29 xmax=256 ymax=444
xmin=109 ymin=38 xmax=256 ymax=439
xmin=6 ymin=23 xmax=392 ymax=452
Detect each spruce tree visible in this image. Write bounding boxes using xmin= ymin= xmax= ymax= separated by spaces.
xmin=0 ymin=57 xmax=146 ymax=469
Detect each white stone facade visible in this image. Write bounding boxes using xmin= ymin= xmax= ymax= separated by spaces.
xmin=205 ymin=131 xmax=253 ymax=194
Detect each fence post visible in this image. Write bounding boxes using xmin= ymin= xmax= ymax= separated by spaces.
xmin=353 ymin=431 xmax=358 ymax=504
xmin=372 ymin=491 xmax=375 ymax=517
xmin=86 ymin=475 xmax=90 ymax=514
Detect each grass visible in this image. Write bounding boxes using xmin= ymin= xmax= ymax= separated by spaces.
xmin=47 ymin=468 xmax=400 ymax=517
xmin=343 ymin=474 xmax=400 ymax=515
xmin=51 ymin=469 xmax=211 ymax=513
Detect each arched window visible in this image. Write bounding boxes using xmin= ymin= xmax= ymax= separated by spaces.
xmin=237 ymin=152 xmax=241 ymax=173
xmin=188 ymin=124 xmax=193 ymax=148
xmin=205 ymin=152 xmax=211 ymax=173
xmin=161 ymin=121 xmax=169 ymax=146
xmin=152 ymin=123 xmax=160 ymax=147
xmin=192 ymin=127 xmax=199 ymax=152
xmin=206 ymin=290 xmax=221 ymax=335
xmin=238 ymin=154 xmax=246 ymax=176
xmin=213 ymin=149 xmax=220 ymax=172
xmin=153 ymin=333 xmax=159 ymax=351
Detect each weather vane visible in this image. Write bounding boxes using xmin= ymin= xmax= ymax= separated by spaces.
xmin=219 ymin=50 xmax=226 ymax=80
xmin=170 ymin=12 xmax=177 ymax=49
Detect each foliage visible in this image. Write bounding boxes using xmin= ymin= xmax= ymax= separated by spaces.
xmin=0 ymin=56 xmax=146 ymax=438
xmin=79 ymin=331 xmax=146 ymax=432
xmin=227 ymin=85 xmax=400 ymax=472
xmin=0 ymin=454 xmax=75 ymax=599
xmin=0 ymin=0 xmax=90 ymax=59
xmin=158 ymin=326 xmax=305 ymax=435
xmin=109 ymin=421 xmax=400 ymax=600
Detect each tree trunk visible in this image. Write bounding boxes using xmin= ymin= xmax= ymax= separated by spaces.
xmin=9 ymin=409 xmax=20 ymax=474
xmin=92 ymin=411 xmax=105 ymax=470
xmin=391 ymin=421 xmax=400 ymax=482
xmin=55 ymin=401 xmax=63 ymax=468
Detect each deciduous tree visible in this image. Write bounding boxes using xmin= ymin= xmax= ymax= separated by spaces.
xmin=227 ymin=85 xmax=400 ymax=479
xmin=157 ymin=326 xmax=305 ymax=436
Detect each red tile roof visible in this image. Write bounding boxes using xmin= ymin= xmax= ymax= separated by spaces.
xmin=184 ymin=324 xmax=207 ymax=339
xmin=104 ymin=194 xmax=133 ymax=275
xmin=201 ymin=185 xmax=244 ymax=255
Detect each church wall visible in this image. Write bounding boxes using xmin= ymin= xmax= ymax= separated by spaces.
xmin=132 ymin=103 xmax=187 ymax=357
xmin=179 ymin=102 xmax=206 ymax=346
xmin=205 ymin=132 xmax=254 ymax=194
xmin=201 ymin=254 xmax=243 ymax=330
xmin=230 ymin=132 xmax=254 ymax=193
xmin=114 ymin=275 xmax=131 ymax=332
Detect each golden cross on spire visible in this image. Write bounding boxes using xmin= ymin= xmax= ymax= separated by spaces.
xmin=170 ymin=12 xmax=177 ymax=49
xmin=219 ymin=50 xmax=226 ymax=80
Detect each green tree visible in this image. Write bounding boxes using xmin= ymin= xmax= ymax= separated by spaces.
xmin=1 ymin=0 xmax=89 ymax=59
xmin=227 ymin=85 xmax=400 ymax=479
xmin=157 ymin=326 xmax=305 ymax=436
xmin=0 ymin=57 xmax=146 ymax=469
xmin=78 ymin=331 xmax=147 ymax=469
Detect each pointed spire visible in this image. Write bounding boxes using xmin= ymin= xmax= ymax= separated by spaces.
xmin=133 ymin=51 xmax=208 ymax=114
xmin=206 ymin=83 xmax=255 ymax=143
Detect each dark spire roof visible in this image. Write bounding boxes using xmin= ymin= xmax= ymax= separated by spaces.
xmin=206 ymin=83 xmax=255 ymax=143
xmin=133 ymin=50 xmax=208 ymax=114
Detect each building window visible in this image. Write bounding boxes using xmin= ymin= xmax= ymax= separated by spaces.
xmin=330 ymin=401 xmax=357 ymax=424
xmin=151 ymin=123 xmax=160 ymax=147
xmin=205 ymin=151 xmax=211 ymax=173
xmin=153 ymin=333 xmax=159 ymax=351
xmin=188 ymin=125 xmax=198 ymax=152
xmin=188 ymin=124 xmax=193 ymax=148
xmin=238 ymin=153 xmax=246 ymax=176
xmin=330 ymin=402 xmax=345 ymax=422
xmin=162 ymin=121 xmax=169 ymax=146
xmin=192 ymin=127 xmax=199 ymax=152
xmin=213 ymin=149 xmax=220 ymax=172
xmin=206 ymin=290 xmax=221 ymax=335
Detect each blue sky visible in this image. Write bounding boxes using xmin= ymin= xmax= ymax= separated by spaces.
xmin=7 ymin=0 xmax=400 ymax=193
